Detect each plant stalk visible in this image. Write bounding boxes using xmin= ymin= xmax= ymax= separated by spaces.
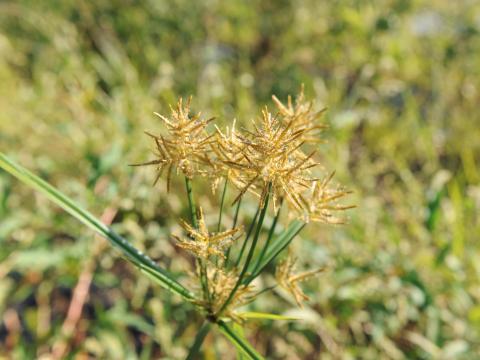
xmin=234 ymin=205 xmax=260 ymax=268
xmin=218 ymin=184 xmax=271 ymax=316
xmin=225 ymin=196 xmax=242 ymax=266
xmin=244 ymin=221 xmax=305 ymax=285
xmin=185 ymin=177 xmax=198 ymax=228
xmin=186 ymin=321 xmax=211 ymax=360
xmin=217 ymin=177 xmax=228 ymax=232
xmin=252 ymin=199 xmax=283 ymax=274
xmin=185 ymin=177 xmax=210 ymax=301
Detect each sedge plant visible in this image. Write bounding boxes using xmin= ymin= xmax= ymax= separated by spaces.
xmin=0 ymin=88 xmax=353 ymax=359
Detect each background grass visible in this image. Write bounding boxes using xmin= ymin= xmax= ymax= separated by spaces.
xmin=1 ymin=0 xmax=479 ymax=358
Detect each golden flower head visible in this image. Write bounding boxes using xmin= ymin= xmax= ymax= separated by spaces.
xmin=208 ymin=119 xmax=244 ymax=193
xmin=133 ymin=90 xmax=353 ymax=224
xmin=272 ymin=85 xmax=326 ymax=133
xmin=220 ymin=108 xmax=320 ymax=212
xmin=173 ymin=207 xmax=242 ymax=261
xmin=275 ymin=251 xmax=325 ymax=307
xmin=272 ymin=85 xmax=327 ymax=143
xmin=131 ymin=97 xmax=214 ymax=190
xmin=217 ymin=88 xmax=353 ymax=222
xmin=303 ymin=171 xmax=355 ymax=224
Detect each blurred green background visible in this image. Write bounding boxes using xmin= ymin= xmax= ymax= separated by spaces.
xmin=1 ymin=0 xmax=479 ymax=359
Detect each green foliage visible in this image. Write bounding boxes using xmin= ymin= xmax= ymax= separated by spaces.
xmin=1 ymin=0 xmax=479 ymax=358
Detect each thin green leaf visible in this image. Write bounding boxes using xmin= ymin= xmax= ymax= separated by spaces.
xmin=0 ymin=152 xmax=195 ymax=301
xmin=217 ymin=320 xmax=264 ymax=360
xmin=139 ymin=264 xmax=194 ymax=300
xmin=238 ymin=312 xmax=300 ymax=321
xmin=245 ymin=220 xmax=305 ymax=284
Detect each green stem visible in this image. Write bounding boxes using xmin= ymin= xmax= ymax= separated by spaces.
xmin=200 ymin=261 xmax=210 ymax=303
xmin=185 ymin=177 xmax=209 ymax=301
xmin=232 ymin=196 xmax=242 ymax=229
xmin=218 ymin=184 xmax=271 ymax=316
xmin=217 ymin=321 xmax=264 ymax=359
xmin=244 ymin=221 xmax=305 ymax=285
xmin=225 ymin=197 xmax=242 ymax=266
xmin=215 ymin=178 xmax=229 ymax=267
xmin=217 ymin=178 xmax=228 ymax=232
xmin=185 ymin=177 xmax=198 ymax=228
xmin=251 ymin=199 xmax=283 ymax=274
xmin=252 ymin=285 xmax=277 ymax=299
xmin=234 ymin=205 xmax=260 ymax=268
xmin=186 ymin=321 xmax=211 ymax=360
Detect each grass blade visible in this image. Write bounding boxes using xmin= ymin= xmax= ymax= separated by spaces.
xmin=139 ymin=264 xmax=194 ymax=300
xmin=0 ymin=152 xmax=195 ymax=301
xmin=217 ymin=320 xmax=264 ymax=360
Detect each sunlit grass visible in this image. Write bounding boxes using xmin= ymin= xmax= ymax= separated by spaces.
xmin=0 ymin=0 xmax=479 ymax=358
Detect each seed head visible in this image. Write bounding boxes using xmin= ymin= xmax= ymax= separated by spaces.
xmin=209 ymin=119 xmax=244 ymax=193
xmin=275 ymin=252 xmax=325 ymax=307
xmin=192 ymin=265 xmax=256 ymax=322
xmin=218 ymin=109 xmax=318 ymax=211
xmin=131 ymin=97 xmax=214 ymax=190
xmin=272 ymin=85 xmax=327 ymax=144
xmin=303 ymin=171 xmax=355 ymax=224
xmin=173 ymin=208 xmax=242 ymax=260
xmin=133 ymin=91 xmax=353 ymax=223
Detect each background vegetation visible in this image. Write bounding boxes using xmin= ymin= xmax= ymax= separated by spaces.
xmin=1 ymin=0 xmax=479 ymax=358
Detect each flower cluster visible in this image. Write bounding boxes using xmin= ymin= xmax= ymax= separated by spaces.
xmin=173 ymin=207 xmax=242 ymax=260
xmin=133 ymin=88 xmax=353 ymax=319
xmin=194 ymin=267 xmax=255 ymax=322
xmin=131 ymin=97 xmax=214 ymax=190
xmin=135 ymin=88 xmax=351 ymax=224
xmin=275 ymin=252 xmax=325 ymax=307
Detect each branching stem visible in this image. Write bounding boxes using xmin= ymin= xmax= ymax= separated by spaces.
xmin=235 ymin=205 xmax=260 ymax=268
xmin=252 ymin=199 xmax=283 ymax=274
xmin=185 ymin=177 xmax=210 ymax=301
xmin=186 ymin=321 xmax=211 ymax=360
xmin=218 ymin=184 xmax=272 ymax=316
xmin=225 ymin=196 xmax=242 ymax=266
xmin=217 ymin=177 xmax=228 ymax=232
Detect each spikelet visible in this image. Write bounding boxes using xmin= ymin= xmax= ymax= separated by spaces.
xmin=272 ymin=85 xmax=327 ymax=144
xmin=221 ymin=109 xmax=319 ymax=211
xmin=275 ymin=252 xmax=325 ymax=307
xmin=209 ymin=119 xmax=244 ymax=193
xmin=173 ymin=208 xmax=242 ymax=260
xmin=190 ymin=265 xmax=255 ymax=322
xmin=302 ymin=171 xmax=355 ymax=224
xmin=131 ymin=97 xmax=214 ymax=190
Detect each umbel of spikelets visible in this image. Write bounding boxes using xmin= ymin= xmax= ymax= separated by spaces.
xmin=130 ymin=97 xmax=214 ymax=190
xmin=173 ymin=208 xmax=242 ymax=260
xmin=132 ymin=88 xmax=355 ymax=320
